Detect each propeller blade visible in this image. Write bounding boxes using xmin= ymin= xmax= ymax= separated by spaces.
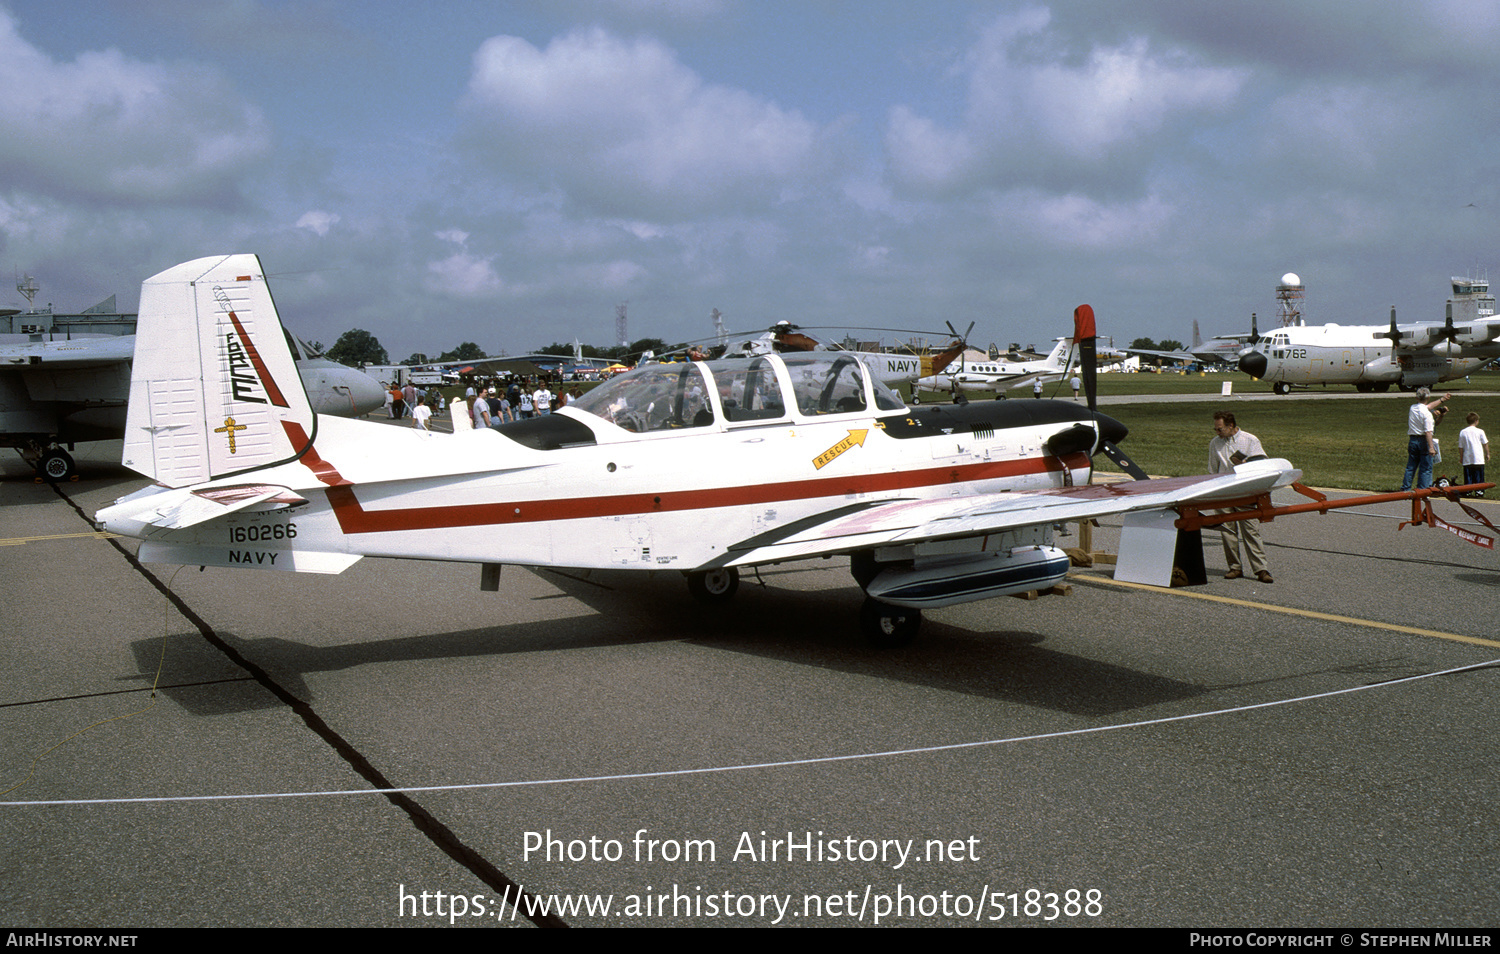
xmin=1440 ymin=302 xmax=1461 ymax=343
xmin=1377 ymin=305 xmax=1402 ymax=346
xmin=1074 ymin=304 xmax=1097 ymax=411
xmin=1096 ymin=440 xmax=1149 ymax=481
xmin=1071 ymin=304 xmax=1149 ymax=481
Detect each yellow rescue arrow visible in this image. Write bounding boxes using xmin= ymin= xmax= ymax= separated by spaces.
xmin=812 ymin=429 xmax=868 ymax=470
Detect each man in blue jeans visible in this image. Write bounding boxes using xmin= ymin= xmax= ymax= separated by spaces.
xmin=1401 ymin=387 xmax=1451 ymax=490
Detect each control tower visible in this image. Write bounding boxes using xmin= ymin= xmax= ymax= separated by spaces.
xmin=1449 ymin=271 xmax=1493 ymax=324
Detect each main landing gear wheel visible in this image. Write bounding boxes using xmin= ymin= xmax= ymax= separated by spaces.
xmin=687 ymin=567 xmax=739 ymax=603
xmin=39 ymin=448 xmax=75 ymax=482
xmin=860 ymin=597 xmax=921 ymax=648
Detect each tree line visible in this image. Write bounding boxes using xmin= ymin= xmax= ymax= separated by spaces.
xmin=322 ymin=329 xmax=679 ymax=368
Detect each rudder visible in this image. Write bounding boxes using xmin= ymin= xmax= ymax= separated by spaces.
xmin=123 ymin=254 xmax=316 ymax=487
xmin=1045 ymin=336 xmax=1077 ymax=371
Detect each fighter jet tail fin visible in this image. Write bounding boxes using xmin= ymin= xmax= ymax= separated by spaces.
xmin=123 ymin=255 xmax=317 ymax=487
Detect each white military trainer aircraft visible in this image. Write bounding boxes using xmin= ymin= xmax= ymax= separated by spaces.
xmin=101 ymin=255 xmax=1351 ymax=645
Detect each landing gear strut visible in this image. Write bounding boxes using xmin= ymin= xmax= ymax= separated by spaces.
xmin=20 ymin=442 xmax=77 ymax=481
xmin=859 ymin=597 xmax=921 ymax=648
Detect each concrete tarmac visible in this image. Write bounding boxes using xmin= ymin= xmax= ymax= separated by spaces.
xmin=2 ymin=446 xmax=1498 ymax=928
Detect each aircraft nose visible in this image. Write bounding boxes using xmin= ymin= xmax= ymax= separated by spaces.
xmin=350 ymin=373 xmax=386 ymax=415
xmin=1095 ymin=412 xmax=1128 ymax=446
xmin=1238 ymin=350 xmax=1267 ymax=379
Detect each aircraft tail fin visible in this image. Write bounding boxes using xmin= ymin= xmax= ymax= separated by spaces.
xmin=1045 ymin=336 xmax=1076 ymax=371
xmin=123 ymin=254 xmax=316 ymax=488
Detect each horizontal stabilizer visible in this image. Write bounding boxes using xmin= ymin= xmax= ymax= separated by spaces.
xmin=97 ymin=482 xmax=308 ymax=537
xmin=142 ymin=484 xmax=308 ymax=531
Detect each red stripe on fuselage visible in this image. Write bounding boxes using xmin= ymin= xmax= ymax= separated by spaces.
xmin=317 ymin=453 xmax=1090 ymax=535
xmin=227 ymin=310 xmax=289 ymax=408
xmin=276 ymin=418 xmax=1091 ymax=535
xmin=282 ymin=422 xmax=350 ymax=486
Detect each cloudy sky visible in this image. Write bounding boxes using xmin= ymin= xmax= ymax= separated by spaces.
xmin=2 ymin=1 xmax=1496 ymax=361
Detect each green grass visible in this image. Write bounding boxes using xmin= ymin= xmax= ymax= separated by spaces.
xmin=954 ymin=367 xmax=1500 ymax=399
xmin=1094 ymin=395 xmax=1500 ymax=491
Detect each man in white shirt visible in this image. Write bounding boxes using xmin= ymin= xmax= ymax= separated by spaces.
xmin=1401 ymin=388 xmax=1450 ymax=491
xmin=1209 ymin=410 xmax=1272 ymax=583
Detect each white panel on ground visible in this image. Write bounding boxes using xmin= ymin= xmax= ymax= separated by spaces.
xmin=1114 ymin=508 xmax=1181 ymax=587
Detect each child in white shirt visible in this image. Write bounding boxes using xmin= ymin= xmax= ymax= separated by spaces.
xmin=1459 ymin=412 xmax=1490 ymax=495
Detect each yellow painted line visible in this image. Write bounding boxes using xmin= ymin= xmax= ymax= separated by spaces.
xmin=0 ymin=531 xmax=119 ymax=547
xmin=1075 ymin=571 xmax=1500 ymax=650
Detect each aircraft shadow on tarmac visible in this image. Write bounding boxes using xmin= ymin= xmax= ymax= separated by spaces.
xmin=1454 ymin=571 xmax=1500 ymax=586
xmin=129 ymin=564 xmax=1209 ymax=719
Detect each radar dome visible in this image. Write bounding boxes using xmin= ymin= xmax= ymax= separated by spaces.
xmin=1280 ymin=272 xmax=1302 ymax=287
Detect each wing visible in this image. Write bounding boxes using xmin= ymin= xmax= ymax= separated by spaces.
xmin=706 ymin=459 xmax=1301 ymax=570
xmin=1375 ymin=313 xmax=1500 ymax=357
xmin=1449 ymin=316 xmax=1500 ymax=353
xmin=1121 ymin=347 xmax=1194 ymax=362
xmin=0 ymin=335 xmax=136 ymax=369
xmin=422 ymin=356 xmax=552 ymax=377
xmin=993 ymin=369 xmax=1062 ymax=391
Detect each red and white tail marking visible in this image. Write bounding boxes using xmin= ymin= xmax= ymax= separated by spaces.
xmin=123 ymin=254 xmax=315 ymax=487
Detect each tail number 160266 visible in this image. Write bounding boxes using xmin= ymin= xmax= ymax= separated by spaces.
xmin=229 ymin=523 xmax=298 ymax=543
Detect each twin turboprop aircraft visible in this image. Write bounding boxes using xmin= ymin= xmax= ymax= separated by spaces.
xmin=101 ymin=255 xmax=1340 ymax=645
xmin=914 ymin=336 xmax=1078 ymax=399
